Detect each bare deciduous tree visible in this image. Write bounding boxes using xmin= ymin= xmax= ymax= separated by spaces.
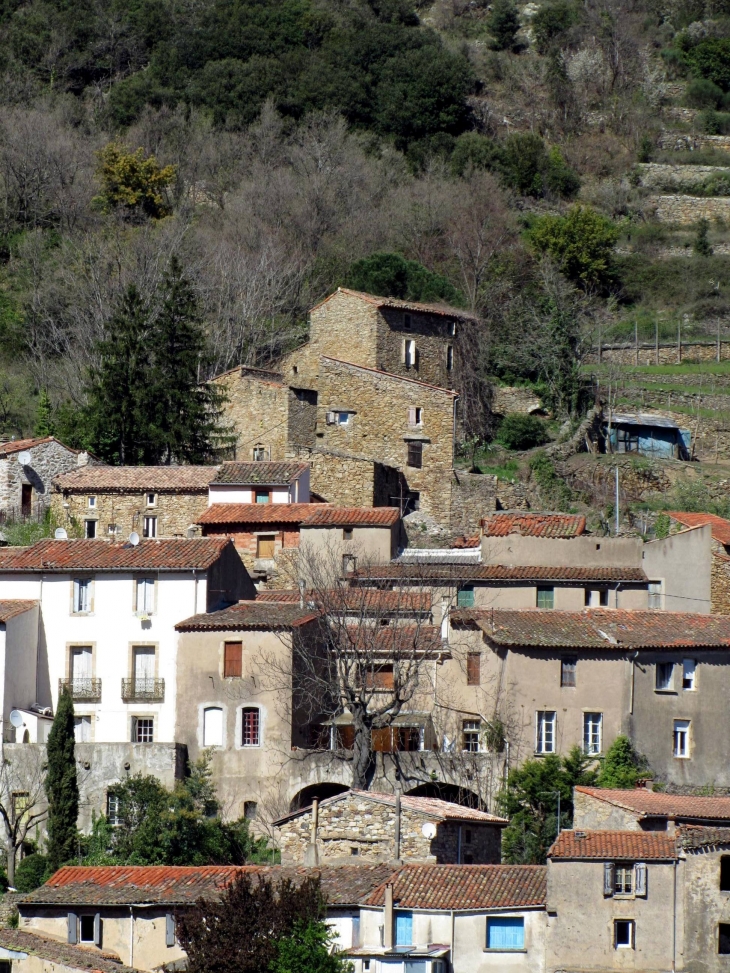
xmin=0 ymin=746 xmax=47 ymax=886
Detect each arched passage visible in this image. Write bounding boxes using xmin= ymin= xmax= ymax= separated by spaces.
xmin=289 ymin=782 xmax=349 ymax=812
xmin=405 ymin=782 xmax=484 ymax=810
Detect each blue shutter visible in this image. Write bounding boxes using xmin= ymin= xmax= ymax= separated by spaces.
xmin=166 ymin=913 xmax=176 ymax=947
xmin=487 ymin=917 xmax=524 ymax=949
xmin=395 ymin=912 xmax=413 ymax=946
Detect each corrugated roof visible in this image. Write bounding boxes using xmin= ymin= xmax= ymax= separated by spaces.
xmin=0 ymin=600 xmax=37 ymax=622
xmin=0 ymin=538 xmax=232 ymax=572
xmin=176 ymin=601 xmax=319 ymax=632
xmin=353 ymin=565 xmax=647 ymax=582
xmin=679 ymin=825 xmax=730 ymax=850
xmin=549 ymin=830 xmax=677 ymax=860
xmin=668 ymin=511 xmax=730 ymax=546
xmin=197 ymin=503 xmax=325 ymax=526
xmin=0 ymin=436 xmax=84 ymax=458
xmin=456 ymin=608 xmax=730 ymax=648
xmin=301 ymin=507 xmax=400 ymax=527
xmin=481 ymin=512 xmax=586 ymax=538
xmin=53 ymin=466 xmax=215 ymax=492
xmin=610 ymin=413 xmax=680 ymax=430
xmin=312 ymin=287 xmax=479 ymax=322
xmin=575 ymin=786 xmax=730 ymax=821
xmin=364 ymin=864 xmax=546 ymax=911
xmin=212 ymin=462 xmax=309 ymax=486
xmin=0 ymin=929 xmax=138 ymax=973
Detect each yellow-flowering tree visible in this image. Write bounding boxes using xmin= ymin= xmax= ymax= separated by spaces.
xmin=93 ymin=143 xmax=176 ymax=219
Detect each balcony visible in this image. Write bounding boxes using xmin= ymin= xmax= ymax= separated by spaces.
xmin=121 ymin=678 xmax=165 ymax=703
xmin=59 ymin=678 xmax=102 ymax=702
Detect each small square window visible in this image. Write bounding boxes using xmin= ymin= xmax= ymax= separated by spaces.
xmin=720 ymin=856 xmax=730 ymax=891
xmin=561 ymin=657 xmax=576 ymax=687
xmin=614 ymin=864 xmax=633 ymax=895
xmin=537 ymin=586 xmax=554 ymax=609
xmin=343 ymin=528 xmax=353 ymax=541
xmin=614 ymin=920 xmax=634 ymax=949
xmin=720 ymin=924 xmax=730 ymax=954
xmin=407 ymin=441 xmax=423 ymax=469
xmin=133 ymin=717 xmax=154 ymax=744
xmin=108 ymin=524 xmax=117 ymax=535
xmin=88 ymin=497 xmax=96 ymax=509
xmin=656 ymin=662 xmax=674 ymax=691
xmin=336 ymin=412 xmax=351 ymax=425
xmin=457 ymin=585 xmax=475 ymax=608
xmin=146 ymin=493 xmax=156 ymax=507
xmin=253 ymin=447 xmax=267 ymax=461
xmin=79 ymin=916 xmax=95 ymax=943
xmin=350 ymin=846 xmax=359 ymax=856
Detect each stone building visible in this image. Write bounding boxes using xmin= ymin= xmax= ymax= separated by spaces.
xmin=275 ymin=789 xmax=507 ymax=865
xmin=0 ymin=436 xmax=93 ymax=522
xmin=51 ymin=466 xmax=216 ymax=540
xmin=668 ymin=511 xmax=730 ymax=615
xmin=573 ymin=787 xmax=730 ymax=833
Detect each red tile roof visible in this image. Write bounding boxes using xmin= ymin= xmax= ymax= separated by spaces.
xmin=575 ymin=786 xmax=730 ymax=821
xmin=679 ymin=825 xmax=730 ymax=850
xmin=668 ymin=511 xmax=730 ymax=545
xmin=549 ymin=830 xmax=677 ymax=860
xmin=312 ymin=287 xmax=479 ymax=322
xmin=0 ymin=436 xmax=84 ymax=458
xmin=197 ymin=502 xmax=325 ymax=525
xmin=301 ymin=506 xmax=400 ymax=527
xmin=364 ymin=864 xmax=546 ymax=911
xmin=212 ymin=462 xmax=308 ymax=486
xmin=481 ymin=513 xmax=586 ymax=538
xmin=354 ymin=564 xmax=647 ymax=582
xmin=452 ymin=534 xmax=480 ymax=549
xmin=176 ymin=601 xmax=319 ymax=632
xmin=53 ymin=466 xmax=215 ymax=492
xmin=0 ymin=538 xmax=232 ymax=572
xmin=0 ymin=929 xmax=138 ymax=973
xmin=456 ymin=608 xmax=730 ymax=649
xmin=0 ymin=600 xmax=37 ymax=622
xmin=255 ymin=589 xmax=433 ymax=612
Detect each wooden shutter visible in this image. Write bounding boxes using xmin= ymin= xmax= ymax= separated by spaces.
xmin=635 ymin=862 xmax=647 ymax=897
xmin=372 ymin=727 xmax=393 ymax=752
xmin=68 ymin=913 xmax=78 ymax=944
xmin=604 ymin=862 xmax=615 ymax=896
xmin=408 ymin=407 xmax=416 ymax=426
xmin=256 ymin=535 xmax=276 ymax=558
xmin=93 ymin=914 xmax=101 ymax=947
xmin=338 ymin=725 xmax=355 ymax=749
xmin=224 ymin=642 xmax=242 ymax=678
xmin=467 ymin=653 xmax=481 ymax=686
xmin=166 ymin=913 xmax=176 ymax=947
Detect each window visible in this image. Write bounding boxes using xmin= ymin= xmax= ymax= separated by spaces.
xmin=74 ymin=715 xmax=91 ymax=743
xmin=224 ymin=642 xmax=242 ymax=678
xmin=242 ymin=708 xmax=260 ymax=746
xmin=244 ymin=801 xmax=257 ymax=820
xmin=403 ymin=313 xmax=412 ymax=330
xmin=487 ymin=917 xmax=524 ymax=950
xmin=108 ymin=524 xmax=117 ymax=535
xmin=656 ymin=662 xmax=674 ymax=691
xmin=683 ymin=658 xmax=696 ymax=691
xmin=73 ymin=579 xmax=91 ymax=613
xmin=132 ymin=646 xmax=155 ymax=693
xmin=467 ymin=652 xmax=481 ymax=686
xmin=536 ymin=711 xmax=556 ymax=754
xmin=615 ymin=864 xmax=633 ymax=895
xmin=257 ymin=535 xmax=276 ymax=558
xmin=408 ymin=407 xmax=423 ymax=427
xmin=674 ymin=719 xmax=690 ymax=758
xmin=88 ymin=496 xmax=96 ymax=509
xmin=404 ymin=339 xmax=416 ymax=368
xmin=585 ymin=588 xmax=609 ymax=607
xmin=203 ymin=707 xmax=224 ymax=747
xmin=143 ymin=516 xmax=157 ymax=538
xmin=79 ymin=916 xmax=96 ymax=943
xmin=133 ymin=717 xmax=154 ymax=743
xmin=365 ymin=666 xmax=394 ymax=690
xmin=446 ymin=345 xmax=453 ymax=371
xmin=336 ymin=412 xmax=351 ymax=425
xmin=721 ymin=856 xmax=730 ymax=891
xmin=342 ymin=553 xmax=357 ymax=575
xmin=407 ymin=441 xmax=423 ymax=468
xmin=252 ymin=446 xmax=267 ymax=461
xmin=136 ymin=578 xmax=154 ymax=614
xmin=720 ymin=924 xmax=730 ymax=954
xmin=12 ymin=792 xmax=29 ymax=826
xmin=463 ymin=720 xmax=481 ymax=752
xmin=561 ymin=657 xmax=577 ymax=687
xmin=448 ymin=321 xmax=456 ymax=337
xmin=537 ymin=586 xmax=554 ymax=609
xmin=107 ymin=793 xmax=121 ymax=827
xmin=648 ymin=582 xmax=663 ymax=609
xmin=84 ymin=519 xmax=97 ymax=539
xmin=343 ymin=528 xmax=353 ymax=541
xmin=70 ymin=645 xmax=93 ymax=687
xmin=395 ymin=912 xmax=413 ymax=947
xmin=255 ymin=489 xmax=270 ymax=503
xmin=146 ymin=493 xmax=156 ymax=507
xmin=614 ymin=920 xmax=634 ymax=949
xmin=457 ymin=585 xmax=475 ymax=608
xmin=584 ymin=712 xmax=602 ymax=755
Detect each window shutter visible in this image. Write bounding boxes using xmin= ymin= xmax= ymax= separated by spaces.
xmin=68 ymin=913 xmax=78 ymax=944
xmin=408 ymin=407 xmax=416 ymax=426
xmin=402 ymin=339 xmax=407 ymax=364
xmin=604 ymin=862 xmax=615 ymax=896
xmin=166 ymin=913 xmax=176 ymax=947
xmin=93 ymin=913 xmax=101 ymax=947
xmin=635 ymin=862 xmax=647 ymax=897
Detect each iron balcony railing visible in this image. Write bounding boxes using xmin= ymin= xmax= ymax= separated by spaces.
xmin=121 ymin=678 xmax=165 ymax=703
xmin=59 ymin=678 xmax=102 ymax=702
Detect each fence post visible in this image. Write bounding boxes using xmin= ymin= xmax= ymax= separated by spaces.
xmin=655 ymin=321 xmax=659 ymax=366
xmin=635 ymin=320 xmax=639 ymax=365
xmin=677 ymin=318 xmax=682 ymax=365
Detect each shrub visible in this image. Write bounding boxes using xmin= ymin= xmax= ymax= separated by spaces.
xmin=700 ymin=108 xmax=730 ymax=133
xmin=526 ymin=205 xmax=618 ymax=289
xmin=345 ymin=252 xmax=462 ymax=305
xmin=487 ymin=0 xmax=521 ymax=51
xmin=694 ymin=218 xmax=714 ymax=256
xmin=686 ymin=77 xmax=724 ymax=108
xmin=92 ymin=144 xmax=176 ymax=220
xmin=497 ymin=413 xmax=550 ymax=450
xmin=685 ymin=38 xmax=730 ymax=91
xmin=544 ymin=146 xmax=581 ymax=197
xmin=14 ymin=854 xmax=49 ymax=892
xmin=529 ymin=452 xmax=573 ymax=509
xmin=450 ymin=132 xmax=500 ymax=176
xmin=532 ymin=0 xmax=579 ymax=54
xmin=637 ymin=134 xmax=655 ymax=163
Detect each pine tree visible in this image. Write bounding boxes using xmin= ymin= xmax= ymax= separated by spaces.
xmin=34 ymin=389 xmax=55 ymax=438
xmin=45 ymin=688 xmax=79 ymax=874
xmin=488 ymin=0 xmax=521 ymax=51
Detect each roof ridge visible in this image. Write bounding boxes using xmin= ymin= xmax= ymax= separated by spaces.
xmin=320 ymin=356 xmax=459 ymax=395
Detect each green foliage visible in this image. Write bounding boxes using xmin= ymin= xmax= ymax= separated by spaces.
xmin=2 ymin=508 xmax=66 ymax=546
xmin=694 ymin=218 xmax=714 ymax=256
xmin=686 ymin=77 xmax=724 ymax=108
xmin=269 ymin=918 xmax=353 ymax=973
xmin=34 ymin=388 xmax=54 ymax=438
xmin=532 ymin=0 xmax=579 ymax=54
xmin=637 ymin=134 xmax=655 ymax=164
xmin=498 ymin=134 xmax=580 ymax=198
xmin=496 ymin=413 xmax=550 ymax=450
xmin=487 ymin=0 xmax=521 ymax=51
xmin=497 ymin=747 xmax=599 ymax=864
xmin=597 ymin=735 xmax=651 ymax=789
xmin=92 ymin=144 xmax=176 ymax=220
xmin=14 ymin=854 xmax=49 ymax=892
xmin=345 ymin=252 xmax=462 ymax=305
xmin=45 ymin=689 xmax=79 ymax=875
xmin=6 ymin=909 xmax=18 ymax=928
xmin=684 ymin=38 xmax=730 ymax=92
xmin=699 ymin=108 xmax=730 ymax=134
xmin=527 ymin=206 xmax=618 ymax=289
xmin=529 ymin=452 xmax=573 ymax=510
xmin=654 ymin=512 xmax=671 ymax=538
xmin=450 ymin=132 xmax=501 ymax=176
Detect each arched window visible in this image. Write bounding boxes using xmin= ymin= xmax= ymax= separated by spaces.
xmin=241 ymin=708 xmax=260 ymax=747
xmin=203 ymin=707 xmax=223 ymax=747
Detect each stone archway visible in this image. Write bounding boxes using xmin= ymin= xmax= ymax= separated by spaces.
xmin=289 ymin=782 xmax=349 ymax=812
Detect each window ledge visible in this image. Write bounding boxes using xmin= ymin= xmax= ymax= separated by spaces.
xmin=533 ymin=751 xmax=554 ymax=757
xmin=654 ymin=689 xmax=677 ymax=695
xmin=484 ymin=948 xmax=527 ymax=954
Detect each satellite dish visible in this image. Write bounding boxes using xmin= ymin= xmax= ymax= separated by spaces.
xmin=17 ymin=451 xmax=31 ymax=466
xmin=9 ymin=710 xmax=24 ymax=729
xmin=421 ymin=822 xmax=437 ymax=839
xmin=129 ymin=532 xmax=140 ymax=547
xmin=54 ymin=528 xmax=68 ymax=540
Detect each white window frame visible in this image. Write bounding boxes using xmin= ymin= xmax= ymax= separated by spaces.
xmin=240 ymin=706 xmax=262 ymax=748
xmin=143 ymin=515 xmax=157 ymax=539
xmin=462 ymin=720 xmax=481 ymax=753
xmin=133 ymin=716 xmax=155 ymax=744
xmin=73 ymin=578 xmax=92 ymax=614
xmin=583 ymin=712 xmax=603 ymax=755
xmin=536 ymin=711 xmax=556 ymax=754
xmin=135 ymin=578 xmax=155 ymax=615
xmin=648 ymin=582 xmax=663 ymax=610
xmin=146 ymin=493 xmax=156 ymax=508
xmin=655 ymin=661 xmax=674 ymax=692
xmin=107 ymin=792 xmax=121 ymax=827
xmin=682 ymin=658 xmax=696 ymax=691
xmin=614 ymin=919 xmax=634 ymax=949
xmin=88 ymin=496 xmax=96 ymax=509
xmin=674 ymin=719 xmax=690 ymax=758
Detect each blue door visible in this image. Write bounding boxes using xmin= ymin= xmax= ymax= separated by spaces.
xmin=395 ymin=912 xmax=413 ymax=946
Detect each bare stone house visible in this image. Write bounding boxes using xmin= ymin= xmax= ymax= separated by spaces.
xmin=275 ymin=789 xmax=507 ymax=865
xmin=573 ymin=787 xmax=730 ymax=833
xmin=0 ymin=436 xmax=93 ymax=522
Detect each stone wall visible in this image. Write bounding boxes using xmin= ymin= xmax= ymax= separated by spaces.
xmin=585 ymin=340 xmax=730 ymax=366
xmin=712 ymin=554 xmax=730 ymax=615
xmin=657 ymin=132 xmax=730 ymax=152
xmin=492 ymin=386 xmax=544 ymax=416
xmin=0 ymin=440 xmax=93 ymax=518
xmin=648 ymin=194 xmax=730 ymax=225
xmin=299 ymin=447 xmax=378 ymax=508
xmin=377 ymin=306 xmax=458 ymax=390
xmin=449 ymin=471 xmax=530 ymax=535
xmin=636 ymin=163 xmax=730 ymax=189
xmin=287 ymin=388 xmax=317 ymax=447
xmin=51 ymin=489 xmax=209 ymax=539
xmin=200 ymin=523 xmax=301 ymax=589
xmin=214 ymin=367 xmax=291 ymax=461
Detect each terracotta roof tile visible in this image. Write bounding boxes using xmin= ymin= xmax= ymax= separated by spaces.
xmin=0 ymin=538 xmax=232 ymax=572
xmin=0 ymin=929 xmax=138 ymax=973
xmin=312 ymin=287 xmax=479 ymax=321
xmin=255 ymin=589 xmax=432 ymax=612
xmin=301 ymin=507 xmax=400 ymax=527
xmin=679 ymin=825 xmax=730 ymax=849
xmin=452 ymin=534 xmax=480 ymax=548
xmin=364 ymin=864 xmax=546 ymax=911
xmin=275 ymin=790 xmax=507 ymax=827
xmin=197 ymin=503 xmax=324 ymax=526
xmin=668 ymin=511 xmax=730 ymax=546
xmin=212 ymin=462 xmax=308 ymax=485
xmin=575 ymin=786 xmax=730 ymax=820
xmin=481 ymin=513 xmax=586 ymax=538
xmin=53 ymin=466 xmax=215 ymax=492
xmin=175 ymin=601 xmax=319 ymax=632
xmin=0 ymin=600 xmax=37 ymax=622
xmin=354 ymin=565 xmax=647 ymax=583
xmin=549 ymin=830 xmax=677 ymax=860
xmin=456 ymin=608 xmax=730 ymax=649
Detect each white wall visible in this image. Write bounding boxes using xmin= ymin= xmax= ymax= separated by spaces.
xmin=643 ymin=525 xmax=712 ymax=613
xmin=3 ymin=606 xmax=40 ymax=726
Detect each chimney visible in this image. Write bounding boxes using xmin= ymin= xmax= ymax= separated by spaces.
xmin=383 ymin=884 xmax=394 ymax=950
xmin=303 ymin=798 xmax=319 ymax=866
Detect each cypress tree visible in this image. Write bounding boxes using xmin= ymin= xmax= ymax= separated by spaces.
xmin=45 ymin=688 xmax=79 ymax=874
xmin=34 ymin=389 xmax=55 ymax=438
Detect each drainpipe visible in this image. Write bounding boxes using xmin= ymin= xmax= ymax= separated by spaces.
xmin=629 ymin=651 xmax=639 ymax=716
xmin=394 ymin=790 xmax=401 ymax=863
xmin=384 ymin=885 xmax=394 ymax=950
xmin=672 ymin=858 xmax=678 ymax=973
xmin=450 ymin=909 xmax=456 ymax=965
xmin=129 ymin=907 xmax=134 ymax=967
